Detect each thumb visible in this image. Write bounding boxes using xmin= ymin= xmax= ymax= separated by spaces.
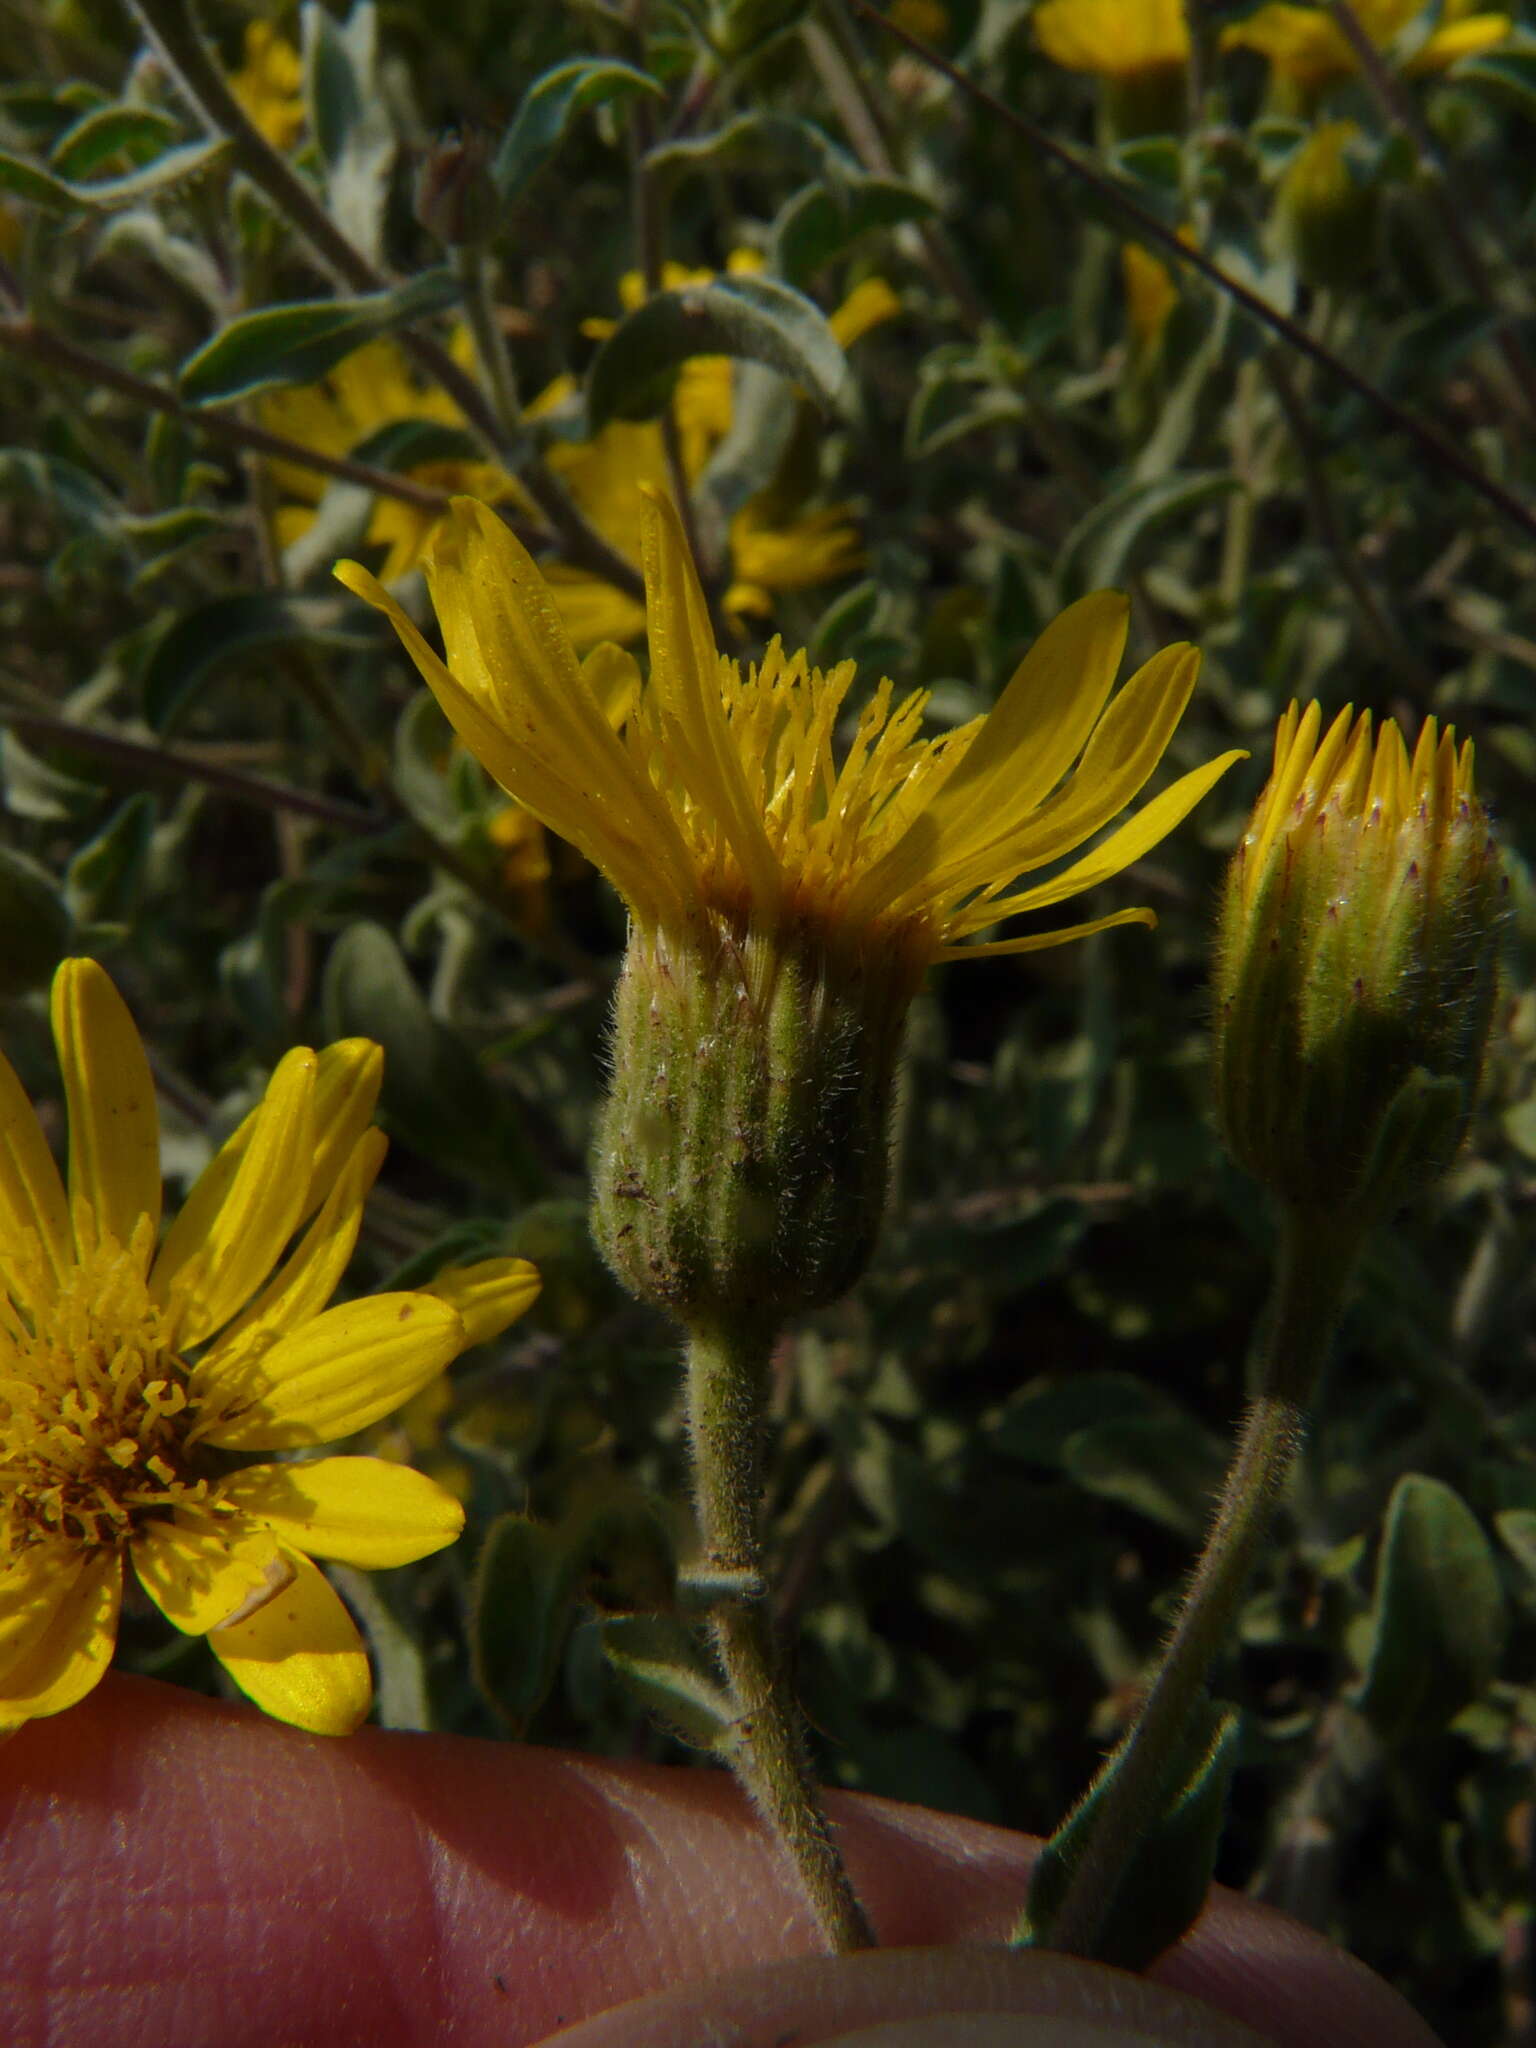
xmin=0 ymin=1674 xmax=1441 ymax=2048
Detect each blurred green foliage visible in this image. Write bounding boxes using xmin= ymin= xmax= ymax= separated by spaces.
xmin=2 ymin=0 xmax=1535 ymax=2036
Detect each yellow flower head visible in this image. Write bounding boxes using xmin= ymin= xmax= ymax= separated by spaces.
xmin=0 ymin=961 xmax=539 ymax=1737
xmin=260 ymin=335 xmax=522 ymax=582
xmin=1221 ymin=0 xmax=1509 ymax=95
xmin=1034 ymin=0 xmax=1190 ymax=79
xmin=229 ymin=21 xmax=306 ymax=153
xmin=1214 ymin=702 xmax=1504 ymax=1219
xmin=339 ymin=493 xmax=1243 ymax=982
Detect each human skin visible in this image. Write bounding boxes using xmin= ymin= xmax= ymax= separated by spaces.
xmin=0 ymin=1674 xmax=1441 ymax=2048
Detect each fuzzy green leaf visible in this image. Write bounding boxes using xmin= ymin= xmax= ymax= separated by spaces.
xmin=472 ymin=1512 xmax=579 ymax=1732
xmin=139 ymin=592 xmax=372 ymax=733
xmin=47 ymin=103 xmax=183 ymax=178
xmin=492 ymin=59 xmax=661 ymax=201
xmin=1018 ymin=1699 xmax=1241 ymax=1969
xmin=586 ymin=273 xmax=847 ymax=429
xmin=1354 ymin=1474 xmax=1507 ymax=1744
xmin=0 ymin=137 xmax=230 ymax=213
xmin=177 ymin=270 xmax=458 ymax=404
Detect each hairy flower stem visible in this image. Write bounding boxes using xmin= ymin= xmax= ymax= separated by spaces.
xmin=1027 ymin=1208 xmax=1361 ymax=1959
xmin=685 ymin=1316 xmax=875 ymax=1954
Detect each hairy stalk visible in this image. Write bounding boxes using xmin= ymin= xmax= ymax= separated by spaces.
xmin=686 ymin=1316 xmax=875 ymax=1954
xmin=1026 ymin=1209 xmax=1361 ymax=1959
xmin=123 ymin=0 xmax=644 ymax=599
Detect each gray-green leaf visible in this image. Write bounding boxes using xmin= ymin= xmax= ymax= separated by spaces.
xmin=177 ymin=269 xmax=458 ymax=404
xmin=586 ymin=273 xmax=848 ymax=431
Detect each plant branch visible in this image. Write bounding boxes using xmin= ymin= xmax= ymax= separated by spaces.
xmin=0 ymin=317 xmax=457 ymax=516
xmin=123 ymin=0 xmax=645 ymax=599
xmin=1327 ymin=0 xmax=1536 ymax=427
xmin=1024 ymin=1208 xmax=1361 ymax=1960
xmin=0 ymin=704 xmax=382 ymax=830
xmin=843 ymin=0 xmax=1536 ymax=545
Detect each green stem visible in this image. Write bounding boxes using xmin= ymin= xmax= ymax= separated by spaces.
xmin=1026 ymin=1207 xmax=1362 ymax=1959
xmin=451 ymin=244 xmax=525 ymax=444
xmin=685 ymin=1316 xmax=875 ymax=1954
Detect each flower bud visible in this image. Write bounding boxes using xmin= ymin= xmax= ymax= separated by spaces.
xmin=1213 ymin=701 xmax=1504 ymax=1222
xmin=592 ymin=922 xmax=912 ymax=1321
xmin=1270 ymin=121 xmax=1378 ymax=292
xmin=414 ymin=129 xmax=498 ymax=248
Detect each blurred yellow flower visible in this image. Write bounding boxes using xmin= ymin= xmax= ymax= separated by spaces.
xmin=487 ymin=802 xmax=555 ymax=931
xmin=1222 ymin=0 xmax=1509 ymax=93
xmin=0 ymin=960 xmax=540 ymax=1737
xmin=1122 ymin=243 xmax=1179 ymax=350
xmin=260 ymin=335 xmax=519 ymax=581
xmin=229 ymin=21 xmax=306 ymax=152
xmin=535 ymin=258 xmax=900 ymax=650
xmin=1034 ymin=0 xmax=1189 ymax=78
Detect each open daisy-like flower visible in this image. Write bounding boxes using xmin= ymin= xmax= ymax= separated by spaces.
xmin=342 ymin=494 xmax=1241 ymax=1319
xmin=339 ymin=492 xmax=1243 ymax=984
xmin=0 ymin=961 xmax=539 ymax=1737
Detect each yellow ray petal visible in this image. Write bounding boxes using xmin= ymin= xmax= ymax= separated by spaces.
xmin=933 ymin=643 xmax=1203 ymax=906
xmin=0 ymin=1044 xmax=70 ymax=1310
xmin=339 ymin=513 xmax=694 ymax=920
xmin=208 ymin=1548 xmax=371 ymax=1735
xmin=304 ymin=1039 xmax=385 ymax=1217
xmin=935 ymin=904 xmax=1157 ymax=960
xmin=217 ymin=1456 xmax=465 ymax=1567
xmin=50 ymin=959 xmax=161 ymax=1263
xmin=206 ymin=1128 xmax=388 ymax=1375
xmin=0 ymin=1536 xmax=82 ymax=1676
xmin=987 ymin=749 xmax=1248 ymax=918
xmin=131 ymin=1514 xmax=288 ymax=1635
xmin=0 ymin=1548 xmax=121 ymax=1730
xmin=829 ymin=276 xmax=901 ymax=349
xmin=197 ymin=1293 xmax=464 ymax=1451
xmin=1409 ymin=12 xmax=1509 ymax=72
xmin=420 ymin=1256 xmax=541 ymax=1348
xmin=639 ymin=489 xmax=782 ymax=910
xmin=139 ymin=1039 xmax=384 ymax=1341
xmin=851 ymin=592 xmax=1129 ymax=921
xmin=151 ymin=1047 xmax=317 ymax=1347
